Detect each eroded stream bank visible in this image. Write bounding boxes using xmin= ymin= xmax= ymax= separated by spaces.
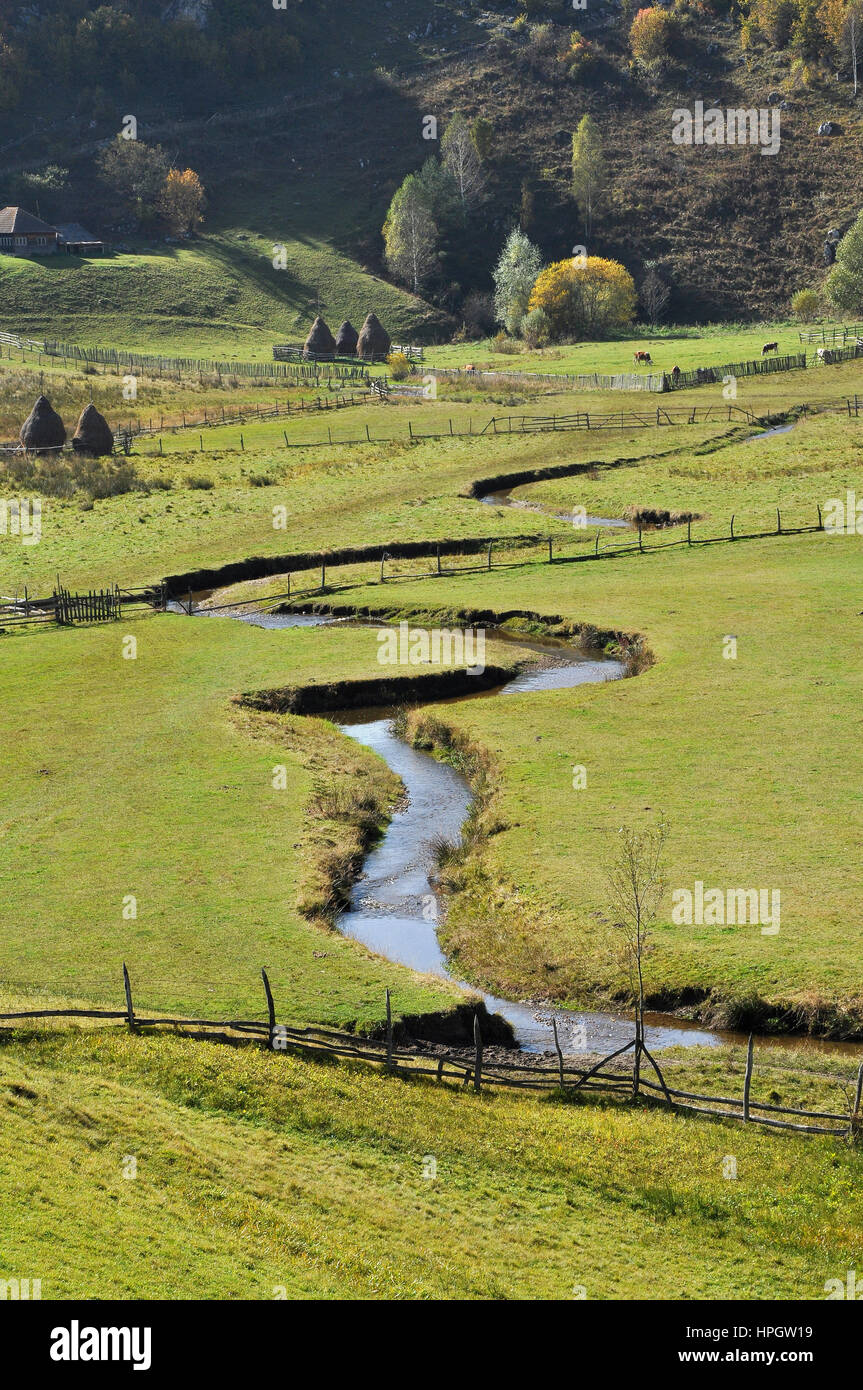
xmin=173 ymin=598 xmax=860 ymax=1058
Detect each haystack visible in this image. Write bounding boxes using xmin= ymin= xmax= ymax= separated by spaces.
xmin=335 ymin=320 xmax=359 ymax=355
xmin=356 ymin=312 xmax=391 ymax=359
xmin=19 ymin=395 xmax=66 ymax=452
xmin=303 ymin=315 xmax=337 ymax=357
xmin=73 ymin=403 xmax=115 ymax=456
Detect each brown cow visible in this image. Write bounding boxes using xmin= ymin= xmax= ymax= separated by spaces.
xmin=671 ymin=364 xmax=681 ymax=380
xmin=761 ymin=342 xmax=778 ymax=355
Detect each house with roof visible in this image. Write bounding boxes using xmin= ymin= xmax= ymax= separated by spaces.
xmin=0 ymin=207 xmax=59 ymax=255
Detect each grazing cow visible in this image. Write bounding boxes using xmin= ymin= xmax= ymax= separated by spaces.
xmin=463 ymin=364 xmax=476 ymax=374
xmin=817 ymin=348 xmax=828 ymax=363
xmin=671 ymin=364 xmax=681 ymax=380
xmin=634 ymin=350 xmax=652 ymax=364
xmin=761 ymin=341 xmax=778 ymax=355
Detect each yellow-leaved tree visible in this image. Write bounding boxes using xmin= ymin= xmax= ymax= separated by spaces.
xmin=159 ymin=168 xmax=206 ymax=236
xmin=528 ymin=256 xmax=636 ymax=340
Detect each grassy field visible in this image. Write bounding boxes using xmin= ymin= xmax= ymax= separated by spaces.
xmin=0 ymin=614 xmax=483 ymax=1024
xmin=320 ymin=529 xmax=863 ymax=1034
xmin=1 ymin=1020 xmax=861 ymax=1299
xmin=423 ymin=321 xmax=848 ymax=376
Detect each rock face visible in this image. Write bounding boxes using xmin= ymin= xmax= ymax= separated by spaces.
xmin=72 ymin=404 xmax=115 ymax=456
xmin=303 ymin=315 xmax=337 ymax=357
xmin=19 ymin=395 xmax=66 ymax=452
xmin=335 ymin=320 xmax=359 ymax=355
xmin=356 ymin=312 xmax=391 ymax=360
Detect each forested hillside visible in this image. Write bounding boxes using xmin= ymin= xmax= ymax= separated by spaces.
xmin=0 ymin=0 xmax=861 ymax=337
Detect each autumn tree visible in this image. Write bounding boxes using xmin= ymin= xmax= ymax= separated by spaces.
xmin=441 ymin=111 xmax=486 ymax=221
xmin=97 ymin=137 xmax=169 ymax=227
xmin=492 ymin=228 xmax=544 ymax=335
xmin=605 ymin=816 xmax=669 ymax=1097
xmin=383 ymin=173 xmax=438 ymax=293
xmin=159 ymin=168 xmax=206 ymax=236
xmin=629 ymin=6 xmax=677 ymax=67
xmin=820 ymin=0 xmax=863 ymax=91
xmin=571 ymin=115 xmax=607 ymax=238
xmin=826 ymin=207 xmax=863 ymax=313
xmin=528 ymin=256 xmax=636 ymax=339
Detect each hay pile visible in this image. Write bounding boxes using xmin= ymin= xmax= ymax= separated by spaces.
xmin=73 ymin=404 xmax=115 ymax=456
xmin=335 ymin=320 xmax=359 ymax=355
xmin=19 ymin=396 xmax=66 ymax=452
xmin=356 ymin=313 xmax=391 ymax=359
xmin=303 ymin=316 xmax=337 ymax=357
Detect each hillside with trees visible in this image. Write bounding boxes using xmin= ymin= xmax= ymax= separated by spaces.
xmin=0 ymin=0 xmax=862 ymax=339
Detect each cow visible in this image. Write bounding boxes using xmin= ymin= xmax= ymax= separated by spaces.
xmin=463 ymin=364 xmax=476 ymax=374
xmin=634 ymin=350 xmax=652 ymax=365
xmin=761 ymin=341 xmax=779 ymax=355
xmin=671 ymin=364 xmax=681 ymax=380
xmin=817 ymin=348 xmax=828 ymax=363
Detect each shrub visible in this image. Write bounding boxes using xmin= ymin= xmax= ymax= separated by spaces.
xmin=185 ymin=474 xmax=214 ymax=490
xmin=387 ymin=351 xmax=411 ymax=380
xmin=528 ymin=256 xmax=637 ymax=339
xmin=791 ymin=287 xmax=819 ymax=320
xmin=520 ymin=306 xmax=551 ymax=348
xmin=630 ymin=6 xmax=678 ymax=67
xmin=493 ymin=332 xmax=521 ymax=354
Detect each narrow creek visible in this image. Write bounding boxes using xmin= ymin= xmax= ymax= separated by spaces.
xmin=172 ymin=598 xmax=858 ymax=1059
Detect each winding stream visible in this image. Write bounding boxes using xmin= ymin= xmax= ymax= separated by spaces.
xmin=173 ymin=598 xmax=857 ymax=1058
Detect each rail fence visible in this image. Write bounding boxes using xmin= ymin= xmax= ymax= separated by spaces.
xmin=273 ymin=342 xmax=423 ymax=365
xmin=0 ymin=584 xmax=159 ymax=629
xmin=1 ymin=969 xmax=860 ymax=1138
xmin=156 ymin=502 xmax=832 ymax=623
xmin=0 ymin=331 xmax=369 ymax=385
xmin=799 ymin=323 xmax=863 ymax=345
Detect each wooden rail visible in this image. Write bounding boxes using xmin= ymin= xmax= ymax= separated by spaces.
xmin=1 ymin=973 xmax=860 ymax=1138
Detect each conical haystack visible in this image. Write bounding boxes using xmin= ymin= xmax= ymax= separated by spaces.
xmin=335 ymin=320 xmax=359 ymax=355
xmin=73 ymin=403 xmax=115 ymax=456
xmin=19 ymin=395 xmax=66 ymax=452
xmin=303 ymin=315 xmax=337 ymax=358
xmin=356 ymin=312 xmax=391 ymax=360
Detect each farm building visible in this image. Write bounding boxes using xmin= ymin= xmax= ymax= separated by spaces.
xmin=55 ymin=223 xmax=104 ymax=255
xmin=0 ymin=207 xmax=59 ymax=255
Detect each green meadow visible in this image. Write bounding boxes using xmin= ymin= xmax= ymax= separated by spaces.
xmin=2 ymin=1024 xmax=861 ymax=1300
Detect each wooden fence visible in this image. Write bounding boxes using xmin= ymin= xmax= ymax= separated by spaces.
xmin=0 ymin=583 xmax=159 ymax=630
xmin=1 ymin=968 xmax=860 ymax=1138
xmin=273 ymin=343 xmax=423 ymax=365
xmin=54 ymin=585 xmax=122 ymax=625
xmin=0 ymin=331 xmax=369 ymax=385
xmin=112 ymin=389 xmax=375 ymax=442
xmin=799 ymin=323 xmax=863 ymax=345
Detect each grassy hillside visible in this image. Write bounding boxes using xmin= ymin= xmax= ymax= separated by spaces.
xmin=1 ymin=1021 xmax=861 ymax=1299
xmin=1 ymin=0 xmax=862 ymax=345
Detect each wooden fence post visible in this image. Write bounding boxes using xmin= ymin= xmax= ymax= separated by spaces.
xmin=261 ymin=968 xmax=275 ymax=1049
xmin=548 ymin=536 xmax=553 ymax=563
xmin=730 ymin=514 xmax=735 ymax=540
xmin=687 ymin=517 xmax=692 ymax=546
xmin=386 ymin=988 xmax=393 ymax=1070
xmin=487 ymin=541 xmax=492 ymax=570
xmin=776 ymin=509 xmax=781 ymax=535
xmin=552 ymin=1017 xmax=565 ymax=1090
xmin=122 ymin=963 xmax=136 ymax=1033
xmin=473 ymin=1013 xmax=482 ymax=1093
xmin=743 ymin=1033 xmax=754 ymax=1121
xmin=851 ymin=1060 xmax=863 ymax=1138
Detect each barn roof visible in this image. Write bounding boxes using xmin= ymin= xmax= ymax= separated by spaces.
xmin=55 ymin=222 xmax=102 ymax=246
xmin=0 ymin=206 xmax=58 ymax=236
